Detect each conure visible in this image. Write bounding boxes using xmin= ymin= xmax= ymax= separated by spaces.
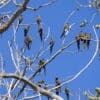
xmin=55 ymin=77 xmax=61 ymax=95
xmin=24 ymin=35 xmax=32 ymax=50
xmin=36 ymin=15 xmax=41 ymax=26
xmin=65 ymin=87 xmax=70 ymax=100
xmin=49 ymin=38 xmax=55 ymax=54
xmin=38 ymin=59 xmax=46 ymax=76
xmin=24 ymin=25 xmax=30 ymax=37
xmin=60 ymin=23 xmax=70 ymax=38
xmin=38 ymin=27 xmax=43 ymax=42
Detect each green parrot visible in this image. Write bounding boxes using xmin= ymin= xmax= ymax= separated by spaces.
xmin=38 ymin=59 xmax=46 ymax=76
xmin=18 ymin=15 xmax=23 ymax=24
xmin=24 ymin=25 xmax=30 ymax=37
xmin=36 ymin=15 xmax=41 ymax=26
xmin=65 ymin=87 xmax=70 ymax=100
xmin=75 ymin=35 xmax=81 ymax=51
xmin=60 ymin=23 xmax=70 ymax=38
xmin=24 ymin=35 xmax=32 ymax=50
xmin=49 ymin=38 xmax=55 ymax=54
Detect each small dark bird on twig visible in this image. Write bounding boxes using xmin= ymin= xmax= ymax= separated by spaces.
xmin=24 ymin=35 xmax=32 ymax=50
xmin=49 ymin=38 xmax=55 ymax=54
xmin=38 ymin=59 xmax=46 ymax=76
xmin=24 ymin=25 xmax=30 ymax=37
xmin=55 ymin=77 xmax=61 ymax=95
xmin=65 ymin=87 xmax=70 ymax=100
xmin=60 ymin=23 xmax=70 ymax=38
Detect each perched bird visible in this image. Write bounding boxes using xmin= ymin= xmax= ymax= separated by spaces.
xmin=24 ymin=35 xmax=32 ymax=50
xmin=60 ymin=23 xmax=70 ymax=38
xmin=55 ymin=77 xmax=61 ymax=95
xmin=85 ymin=33 xmax=91 ymax=49
xmin=36 ymin=15 xmax=41 ymax=26
xmin=75 ymin=35 xmax=80 ymax=51
xmin=18 ymin=15 xmax=23 ymax=24
xmin=79 ymin=31 xmax=87 ymax=49
xmin=25 ymin=57 xmax=32 ymax=67
xmin=38 ymin=59 xmax=46 ymax=76
xmin=49 ymin=38 xmax=55 ymax=54
xmin=24 ymin=25 xmax=30 ymax=37
xmin=38 ymin=27 xmax=43 ymax=42
xmin=65 ymin=87 xmax=70 ymax=100
xmin=80 ymin=19 xmax=88 ymax=27
xmin=38 ymin=80 xmax=44 ymax=87
xmin=79 ymin=31 xmax=85 ymax=40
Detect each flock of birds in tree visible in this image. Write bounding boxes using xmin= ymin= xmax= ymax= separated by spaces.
xmin=0 ymin=0 xmax=100 ymax=99
xmin=37 ymin=77 xmax=70 ymax=100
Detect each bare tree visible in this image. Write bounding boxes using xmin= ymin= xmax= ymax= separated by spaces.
xmin=0 ymin=0 xmax=100 ymax=100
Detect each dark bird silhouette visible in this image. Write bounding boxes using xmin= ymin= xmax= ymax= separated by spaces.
xmin=38 ymin=80 xmax=44 ymax=87
xmin=38 ymin=27 xmax=43 ymax=42
xmin=55 ymin=77 xmax=61 ymax=95
xmin=65 ymin=87 xmax=70 ymax=100
xmin=36 ymin=15 xmax=41 ymax=26
xmin=79 ymin=31 xmax=87 ymax=49
xmin=24 ymin=35 xmax=32 ymax=50
xmin=75 ymin=35 xmax=80 ymax=51
xmin=18 ymin=15 xmax=23 ymax=24
xmin=24 ymin=25 xmax=30 ymax=37
xmin=49 ymin=38 xmax=55 ymax=54
xmin=38 ymin=59 xmax=46 ymax=76
xmin=86 ymin=33 xmax=91 ymax=49
xmin=60 ymin=23 xmax=70 ymax=38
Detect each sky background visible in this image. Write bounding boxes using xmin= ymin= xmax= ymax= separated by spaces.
xmin=0 ymin=0 xmax=100 ymax=100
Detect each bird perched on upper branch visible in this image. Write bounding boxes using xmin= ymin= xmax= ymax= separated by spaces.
xmin=24 ymin=25 xmax=30 ymax=37
xmin=24 ymin=35 xmax=32 ymax=50
xmin=49 ymin=38 xmax=55 ymax=54
xmin=75 ymin=35 xmax=81 ymax=51
xmin=38 ymin=27 xmax=44 ymax=42
xmin=18 ymin=15 xmax=23 ymax=24
xmin=38 ymin=59 xmax=46 ymax=76
xmin=85 ymin=33 xmax=91 ymax=49
xmin=36 ymin=15 xmax=41 ymax=26
xmin=60 ymin=23 xmax=70 ymax=38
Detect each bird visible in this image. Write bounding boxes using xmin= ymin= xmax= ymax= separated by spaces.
xmin=38 ymin=80 xmax=44 ymax=87
xmin=79 ymin=31 xmax=87 ymax=49
xmin=24 ymin=25 xmax=30 ymax=37
xmin=60 ymin=23 xmax=70 ymax=38
xmin=38 ymin=59 xmax=46 ymax=76
xmin=85 ymin=33 xmax=91 ymax=49
xmin=55 ymin=77 xmax=61 ymax=95
xmin=25 ymin=57 xmax=32 ymax=67
xmin=80 ymin=19 xmax=88 ymax=27
xmin=24 ymin=35 xmax=32 ymax=50
xmin=18 ymin=15 xmax=23 ymax=24
xmin=75 ymin=35 xmax=81 ymax=51
xmin=38 ymin=27 xmax=43 ymax=42
xmin=65 ymin=87 xmax=70 ymax=100
xmin=36 ymin=15 xmax=41 ymax=26
xmin=49 ymin=38 xmax=55 ymax=54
